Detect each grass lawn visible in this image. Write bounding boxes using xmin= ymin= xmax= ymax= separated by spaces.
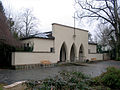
xmin=0 ymin=83 xmax=7 ymax=90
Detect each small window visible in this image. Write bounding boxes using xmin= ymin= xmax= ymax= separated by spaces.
xmin=50 ymin=47 xmax=54 ymax=52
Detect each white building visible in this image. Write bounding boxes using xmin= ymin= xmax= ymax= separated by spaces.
xmin=12 ymin=23 xmax=105 ymax=68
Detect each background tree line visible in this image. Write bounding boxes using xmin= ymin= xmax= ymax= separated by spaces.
xmin=75 ymin=0 xmax=120 ymax=60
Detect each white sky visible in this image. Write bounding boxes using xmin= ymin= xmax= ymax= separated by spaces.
xmin=2 ymin=0 xmax=98 ymax=34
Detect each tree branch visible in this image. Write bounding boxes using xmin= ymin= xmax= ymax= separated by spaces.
xmin=77 ymin=1 xmax=114 ymax=25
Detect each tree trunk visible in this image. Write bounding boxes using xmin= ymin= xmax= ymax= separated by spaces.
xmin=115 ymin=25 xmax=120 ymax=60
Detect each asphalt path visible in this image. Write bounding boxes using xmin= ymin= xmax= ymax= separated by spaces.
xmin=0 ymin=60 xmax=120 ymax=85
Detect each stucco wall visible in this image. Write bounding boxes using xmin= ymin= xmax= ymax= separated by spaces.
xmin=88 ymin=53 xmax=103 ymax=60
xmin=13 ymin=23 xmax=104 ymax=66
xmin=33 ymin=39 xmax=54 ymax=52
xmin=12 ymin=52 xmax=56 ymax=65
xmin=88 ymin=44 xmax=97 ymax=53
xmin=52 ymin=23 xmax=88 ymax=62
xmin=21 ymin=38 xmax=54 ymax=52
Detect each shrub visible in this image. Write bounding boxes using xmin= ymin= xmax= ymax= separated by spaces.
xmin=25 ymin=69 xmax=120 ymax=90
xmin=101 ymin=67 xmax=120 ymax=89
xmin=116 ymin=57 xmax=120 ymax=61
xmin=0 ymin=43 xmax=15 ymax=67
xmin=25 ymin=71 xmax=90 ymax=90
xmin=92 ymin=67 xmax=120 ymax=89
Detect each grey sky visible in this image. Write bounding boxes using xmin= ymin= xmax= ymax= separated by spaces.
xmin=2 ymin=0 xmax=97 ymax=34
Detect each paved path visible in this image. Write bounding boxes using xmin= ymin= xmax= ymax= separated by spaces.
xmin=0 ymin=60 xmax=120 ymax=85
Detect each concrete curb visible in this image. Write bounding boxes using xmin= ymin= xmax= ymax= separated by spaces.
xmin=3 ymin=81 xmax=26 ymax=90
xmin=88 ymin=60 xmax=109 ymax=64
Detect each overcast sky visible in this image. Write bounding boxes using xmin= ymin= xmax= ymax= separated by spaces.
xmin=2 ymin=0 xmax=98 ymax=34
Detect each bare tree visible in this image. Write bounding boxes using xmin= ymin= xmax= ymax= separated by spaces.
xmin=75 ymin=0 xmax=120 ymax=59
xmin=95 ymin=24 xmax=115 ymax=51
xmin=21 ymin=9 xmax=39 ymax=37
xmin=4 ymin=7 xmax=39 ymax=38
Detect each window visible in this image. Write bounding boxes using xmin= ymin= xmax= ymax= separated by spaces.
xmin=50 ymin=47 xmax=54 ymax=52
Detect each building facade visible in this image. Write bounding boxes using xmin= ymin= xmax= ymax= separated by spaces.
xmin=12 ymin=23 xmax=104 ymax=67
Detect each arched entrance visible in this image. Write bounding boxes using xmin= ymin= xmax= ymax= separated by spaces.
xmin=60 ymin=42 xmax=67 ymax=62
xmin=79 ymin=44 xmax=84 ymax=62
xmin=70 ymin=44 xmax=76 ymax=62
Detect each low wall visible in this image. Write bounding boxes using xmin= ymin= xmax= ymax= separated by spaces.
xmin=12 ymin=52 xmax=56 ymax=66
xmin=88 ymin=53 xmax=103 ymax=61
xmin=12 ymin=52 xmax=108 ymax=67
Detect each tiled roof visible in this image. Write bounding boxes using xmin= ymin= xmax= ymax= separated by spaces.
xmin=21 ymin=31 xmax=55 ymax=40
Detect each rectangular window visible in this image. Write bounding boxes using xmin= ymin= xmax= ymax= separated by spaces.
xmin=50 ymin=47 xmax=54 ymax=52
